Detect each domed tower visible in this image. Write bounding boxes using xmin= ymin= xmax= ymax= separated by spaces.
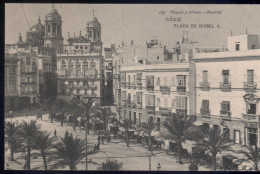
xmin=44 ymin=5 xmax=63 ymax=51
xmin=86 ymin=11 xmax=101 ymax=43
xmin=16 ymin=33 xmax=26 ymax=48
xmin=26 ymin=16 xmax=45 ymax=46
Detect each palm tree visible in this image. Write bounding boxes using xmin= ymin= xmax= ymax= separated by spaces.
xmin=81 ymin=98 xmax=95 ymax=135
xmin=53 ymin=99 xmax=69 ymax=127
xmin=93 ymin=107 xmax=117 ymax=136
xmin=19 ymin=120 xmax=40 ymax=169
xmin=138 ymin=119 xmax=158 ymax=154
xmin=238 ymin=145 xmax=260 ymax=171
xmin=32 ymin=131 xmax=57 ymax=170
xmin=196 ymin=127 xmax=233 ymax=171
xmin=51 ymin=134 xmax=95 ymax=170
xmin=163 ymin=113 xmax=194 ymax=164
xmin=68 ymin=100 xmax=83 ymax=131
xmin=97 ymin=159 xmax=123 ymax=171
xmin=120 ymin=119 xmax=133 ymax=147
xmin=5 ymin=121 xmax=22 ymax=161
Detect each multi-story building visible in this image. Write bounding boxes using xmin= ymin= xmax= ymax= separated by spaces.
xmin=5 ymin=6 xmax=61 ymax=111
xmin=194 ymin=34 xmax=260 ymax=147
xmin=56 ymin=15 xmax=103 ymax=105
xmin=103 ymin=44 xmax=116 ymax=105
xmin=114 ymin=38 xmax=196 ymax=126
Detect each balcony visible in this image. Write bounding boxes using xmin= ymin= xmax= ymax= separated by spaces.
xmin=160 ymin=86 xmax=170 ymax=94
xmin=177 ymin=86 xmax=186 ymax=94
xmin=220 ymin=110 xmax=231 ymax=118
xmin=21 ymin=82 xmax=37 ymax=85
xmin=137 ymin=83 xmax=142 ymax=90
xmin=127 ymin=83 xmax=131 ymax=89
xmin=243 ymin=82 xmax=257 ymax=92
xmin=159 ymin=107 xmax=171 ymax=115
xmin=121 ymin=82 xmax=126 ymax=89
xmin=132 ymin=82 xmax=137 ymax=89
xmin=88 ymin=93 xmax=97 ymax=97
xmin=219 ymin=82 xmax=231 ymax=91
xmin=21 ymin=71 xmax=37 ymax=75
xmin=137 ymin=102 xmax=142 ymax=109
xmin=147 ymin=85 xmax=154 ymax=91
xmin=242 ymin=114 xmax=260 ymax=122
xmin=130 ymin=101 xmax=137 ymax=108
xmin=146 ymin=105 xmax=155 ymax=114
xmin=200 ymin=82 xmax=210 ymax=90
xmin=200 ymin=108 xmax=211 ymax=116
xmin=89 ymin=85 xmax=98 ymax=90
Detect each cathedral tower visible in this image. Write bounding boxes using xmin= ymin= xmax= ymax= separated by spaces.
xmin=44 ymin=5 xmax=63 ymax=51
xmin=86 ymin=10 xmax=101 ymax=43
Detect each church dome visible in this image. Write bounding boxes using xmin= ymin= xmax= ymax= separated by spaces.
xmin=49 ymin=8 xmax=59 ymax=15
xmin=30 ymin=18 xmax=45 ymax=33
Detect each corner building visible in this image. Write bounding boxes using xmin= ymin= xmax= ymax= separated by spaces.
xmin=194 ymin=34 xmax=260 ymax=147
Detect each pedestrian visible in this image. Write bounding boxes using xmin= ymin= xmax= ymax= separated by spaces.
xmin=65 ymin=130 xmax=68 ymax=137
xmin=54 ymin=129 xmax=57 ymax=136
xmin=94 ymin=144 xmax=97 ymax=151
xmin=16 ymin=120 xmax=18 ymax=125
xmin=97 ymin=143 xmax=100 ymax=150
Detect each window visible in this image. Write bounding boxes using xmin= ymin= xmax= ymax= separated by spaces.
xmin=247 ymin=70 xmax=254 ymax=85
xmin=176 ymin=97 xmax=186 ymax=109
xmin=47 ymin=25 xmax=51 ymax=32
xmin=133 ymin=95 xmax=136 ymax=102
xmin=247 ymin=104 xmax=256 ymax=114
xmin=85 ymin=46 xmax=88 ymax=49
xmin=53 ymin=24 xmax=56 ymax=33
xmin=80 ymin=46 xmax=83 ymax=49
xmin=157 ymin=98 xmax=160 ymax=107
xmin=9 ymin=66 xmax=16 ymax=74
xmin=156 ymin=77 xmax=160 ymax=86
xmin=201 ymin=100 xmax=209 ymax=110
xmin=32 ymin=66 xmax=37 ymax=72
xmin=128 ymin=75 xmax=131 ymax=83
xmin=89 ymin=31 xmax=92 ymax=38
xmin=157 ymin=56 xmax=159 ymax=60
xmin=75 ymin=70 xmax=80 ymax=76
xmin=76 ymin=46 xmax=79 ymax=49
xmin=61 ymin=60 xmax=66 ymax=68
xmin=139 ymin=113 xmax=142 ymax=125
xmin=137 ymin=92 xmax=142 ymax=103
xmin=83 ymin=60 xmax=88 ymax=69
xmin=221 ymin=101 xmax=230 ymax=112
xmin=137 ymin=73 xmax=142 ymax=83
xmin=57 ymin=25 xmax=60 ymax=33
xmin=222 ymin=70 xmax=229 ymax=84
xmin=252 ymin=45 xmax=256 ymax=49
xmin=133 ymin=75 xmax=136 ymax=83
xmin=69 ymin=70 xmax=73 ymax=76
xmin=202 ymin=71 xmax=208 ymax=83
xmin=128 ymin=93 xmax=131 ymax=102
xmin=171 ymin=77 xmax=175 ymax=86
xmin=164 ymin=98 xmax=168 ymax=107
xmin=235 ymin=43 xmax=240 ymax=51
xmin=90 ymin=59 xmax=95 ymax=68
xmin=121 ymin=73 xmax=126 ymax=82
xmin=177 ymin=75 xmax=186 ymax=86
xmin=146 ymin=95 xmax=155 ymax=106
xmin=172 ymin=99 xmax=175 ymax=108
xmin=146 ymin=76 xmax=154 ymax=86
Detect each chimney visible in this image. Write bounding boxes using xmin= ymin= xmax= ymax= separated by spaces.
xmin=131 ymin=40 xmax=133 ymax=46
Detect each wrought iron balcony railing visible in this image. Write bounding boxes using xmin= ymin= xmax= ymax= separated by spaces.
xmin=177 ymin=86 xmax=186 ymax=93
xmin=242 ymin=114 xmax=260 ymax=122
xmin=219 ymin=82 xmax=231 ymax=90
xmin=160 ymin=86 xmax=170 ymax=94
xmin=200 ymin=82 xmax=210 ymax=90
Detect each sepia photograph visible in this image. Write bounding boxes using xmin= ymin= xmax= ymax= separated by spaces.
xmin=4 ymin=3 xmax=260 ymax=171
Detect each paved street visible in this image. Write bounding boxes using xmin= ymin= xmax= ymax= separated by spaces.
xmin=5 ymin=114 xmax=211 ymax=171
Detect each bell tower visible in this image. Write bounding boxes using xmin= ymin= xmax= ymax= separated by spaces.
xmin=86 ymin=10 xmax=101 ymax=43
xmin=44 ymin=4 xmax=63 ymax=51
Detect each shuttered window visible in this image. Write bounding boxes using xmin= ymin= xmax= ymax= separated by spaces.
xmin=221 ymin=101 xmax=230 ymax=112
xmin=247 ymin=70 xmax=254 ymax=85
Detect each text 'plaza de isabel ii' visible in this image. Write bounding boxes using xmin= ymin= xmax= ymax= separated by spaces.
xmin=4 ymin=5 xmax=260 ymax=148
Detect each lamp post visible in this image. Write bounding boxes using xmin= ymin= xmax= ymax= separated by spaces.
xmin=85 ymin=122 xmax=88 ymax=170
xmin=148 ymin=150 xmax=152 ymax=171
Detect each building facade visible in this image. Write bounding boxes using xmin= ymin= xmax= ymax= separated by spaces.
xmin=56 ymin=15 xmax=103 ymax=105
xmin=194 ymin=34 xmax=260 ymax=147
xmin=114 ymin=38 xmax=196 ymax=125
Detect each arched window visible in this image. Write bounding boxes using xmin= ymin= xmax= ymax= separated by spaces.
xmin=61 ymin=60 xmax=66 ymax=68
xmin=53 ymin=24 xmax=56 ymax=33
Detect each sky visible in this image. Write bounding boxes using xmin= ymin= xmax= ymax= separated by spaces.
xmin=5 ymin=4 xmax=260 ymax=48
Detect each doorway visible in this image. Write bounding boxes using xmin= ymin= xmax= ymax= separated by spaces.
xmin=248 ymin=128 xmax=258 ymax=146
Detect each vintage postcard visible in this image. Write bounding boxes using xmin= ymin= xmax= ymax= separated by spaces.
xmin=4 ymin=3 xmax=260 ymax=171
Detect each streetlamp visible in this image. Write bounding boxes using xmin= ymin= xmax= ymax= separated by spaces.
xmin=85 ymin=122 xmax=88 ymax=170
xmin=148 ymin=150 xmax=152 ymax=171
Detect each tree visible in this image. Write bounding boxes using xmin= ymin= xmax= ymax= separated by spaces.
xmin=50 ymin=134 xmax=95 ymax=170
xmin=32 ymin=131 xmax=57 ymax=170
xmin=196 ymin=127 xmax=233 ymax=171
xmin=81 ymin=98 xmax=94 ymax=135
xmin=53 ymin=99 xmax=69 ymax=127
xmin=120 ymin=119 xmax=133 ymax=147
xmin=97 ymin=159 xmax=123 ymax=171
xmin=93 ymin=107 xmax=116 ymax=136
xmin=163 ymin=113 xmax=194 ymax=164
xmin=138 ymin=119 xmax=158 ymax=154
xmin=238 ymin=145 xmax=260 ymax=171
xmin=68 ymin=100 xmax=83 ymax=131
xmin=19 ymin=120 xmax=40 ymax=169
xmin=5 ymin=121 xmax=22 ymax=161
